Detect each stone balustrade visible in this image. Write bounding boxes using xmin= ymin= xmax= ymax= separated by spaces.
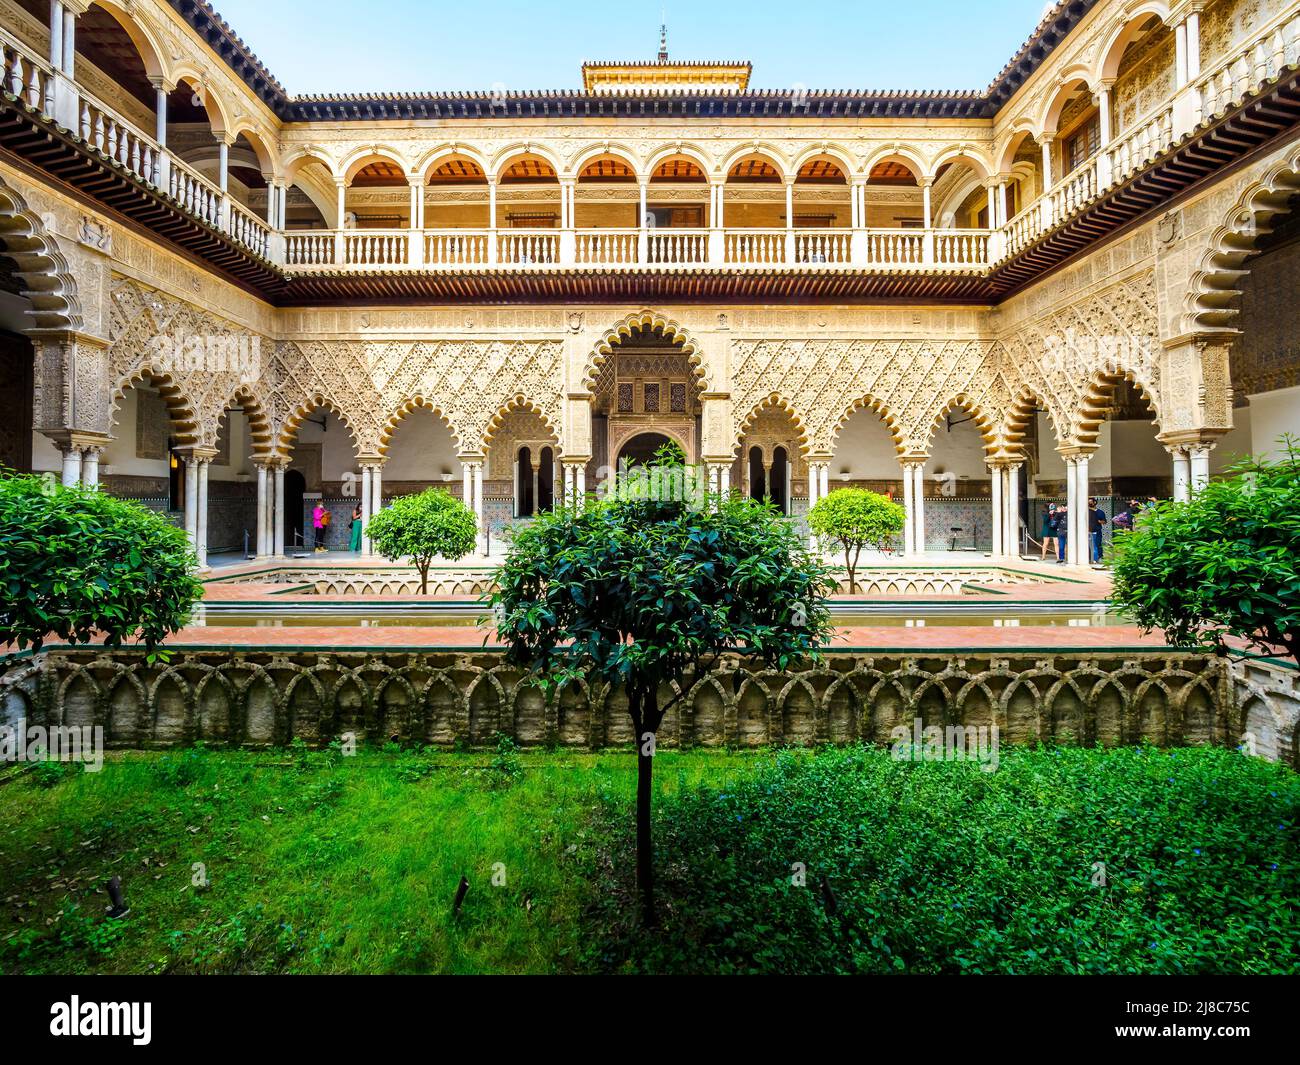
xmin=3 ymin=647 xmax=1294 ymax=765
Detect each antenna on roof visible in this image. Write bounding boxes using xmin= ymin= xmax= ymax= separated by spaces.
xmin=658 ymin=11 xmax=668 ymax=62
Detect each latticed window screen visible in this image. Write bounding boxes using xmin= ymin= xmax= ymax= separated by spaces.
xmin=670 ymin=383 xmax=687 ymax=413
xmin=617 ymin=382 xmax=634 ymax=412
xmin=643 ymin=383 xmax=660 ymax=412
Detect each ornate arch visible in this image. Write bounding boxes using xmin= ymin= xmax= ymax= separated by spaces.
xmin=110 ymin=367 xmax=199 ymax=447
xmin=719 ymin=143 xmax=791 ymax=181
xmin=413 ymin=144 xmax=491 ymax=183
xmin=862 ymin=145 xmax=927 ymax=182
xmin=1096 ymin=2 xmax=1172 ymax=83
xmin=1185 ymin=151 xmax=1300 ymax=335
xmin=90 ymin=0 xmax=166 ymax=81
xmin=926 ymin=145 xmax=993 ymax=183
xmin=340 ymin=147 xmax=413 ymax=185
xmin=918 ymin=394 xmax=1000 ymax=457
xmin=643 ymin=143 xmax=716 ymax=180
xmin=488 ymin=142 xmax=565 ymax=182
xmin=569 ymin=142 xmax=645 ymax=181
xmin=584 ymin=310 xmax=708 ymax=393
xmin=1039 ymin=71 xmax=1097 ymax=136
xmin=1000 ymin=383 xmax=1067 ymax=454
xmin=1070 ymin=365 xmax=1162 ymax=447
xmin=216 ymin=384 xmax=275 ymax=463
xmin=481 ymin=396 xmax=560 ymax=454
xmin=790 ymin=144 xmax=858 ymax=180
xmin=275 ymin=394 xmax=362 ymax=459
xmin=735 ymin=394 xmax=811 ymax=458
xmin=378 ymin=396 xmax=462 ymax=456
xmin=829 ymin=394 xmax=907 ymax=456
xmin=0 ymin=176 xmax=82 ymax=330
xmin=282 ymin=148 xmax=341 ymax=184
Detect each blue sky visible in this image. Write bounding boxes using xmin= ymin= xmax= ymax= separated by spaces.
xmin=212 ymin=0 xmax=1055 ymax=95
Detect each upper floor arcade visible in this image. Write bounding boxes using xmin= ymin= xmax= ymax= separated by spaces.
xmin=0 ymin=0 xmax=1298 ymax=301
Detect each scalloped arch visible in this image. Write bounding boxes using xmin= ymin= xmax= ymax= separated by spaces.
xmin=481 ymin=396 xmax=560 ymax=454
xmin=377 ymin=396 xmax=462 ymax=455
xmin=828 ymin=394 xmax=907 ymax=456
xmin=275 ymin=394 xmax=363 ymax=458
xmin=0 ymin=176 xmax=82 ymax=331
xmin=110 ymin=368 xmax=199 ymax=447
xmin=735 ymin=394 xmax=812 ymax=458
xmin=584 ymin=310 xmax=708 ymax=393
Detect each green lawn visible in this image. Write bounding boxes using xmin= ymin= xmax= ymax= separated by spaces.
xmin=1 ymin=743 xmax=1296 ymax=974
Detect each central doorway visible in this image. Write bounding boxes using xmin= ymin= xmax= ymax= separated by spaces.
xmin=617 ymin=432 xmax=674 ymax=468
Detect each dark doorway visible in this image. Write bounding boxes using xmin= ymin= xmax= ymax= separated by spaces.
xmin=285 ymin=469 xmax=306 ymax=550
xmin=771 ymin=447 xmax=789 ymax=514
xmin=748 ymin=446 xmax=766 ymax=502
xmin=618 ymin=432 xmax=673 ymax=469
xmin=538 ymin=446 xmax=555 ymax=511
xmin=0 ymin=330 xmax=32 ymax=473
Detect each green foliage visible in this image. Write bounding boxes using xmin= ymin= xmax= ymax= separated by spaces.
xmin=585 ymin=745 xmax=1300 ymax=974
xmin=492 ymin=490 xmax=835 ymax=694
xmin=0 ymin=472 xmax=201 ymax=654
xmin=807 ymin=488 xmax=906 ymax=593
xmin=488 ymin=734 xmax=523 ymax=787
xmin=365 ymin=488 xmax=477 ymax=594
xmin=1110 ymin=442 xmax=1300 ymax=666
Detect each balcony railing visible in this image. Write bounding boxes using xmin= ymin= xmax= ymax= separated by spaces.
xmin=3 ymin=4 xmax=1296 ymax=281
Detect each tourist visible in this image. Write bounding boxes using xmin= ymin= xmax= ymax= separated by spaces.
xmin=312 ymin=503 xmax=330 ymax=553
xmin=1112 ymin=498 xmax=1139 ymax=533
xmin=349 ymin=502 xmax=363 ymax=552
xmin=1039 ymin=503 xmax=1059 ymax=561
xmin=1087 ymin=497 xmax=1108 ymax=564
xmin=1052 ymin=502 xmax=1068 ymax=562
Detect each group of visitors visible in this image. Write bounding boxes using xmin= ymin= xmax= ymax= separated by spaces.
xmin=306 ymin=502 xmax=366 ymax=553
xmin=1038 ymin=497 xmax=1156 ymax=566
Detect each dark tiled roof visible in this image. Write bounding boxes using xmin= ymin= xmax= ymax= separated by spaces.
xmin=172 ymin=0 xmax=1097 ymax=121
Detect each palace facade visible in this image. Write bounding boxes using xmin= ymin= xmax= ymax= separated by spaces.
xmin=1 ymin=0 xmax=1299 ymax=564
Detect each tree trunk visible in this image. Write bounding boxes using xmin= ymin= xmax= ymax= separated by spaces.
xmin=418 ymin=559 xmax=429 ymax=595
xmin=843 ymin=542 xmax=856 ymax=595
xmin=636 ymin=727 xmax=656 ymax=927
xmin=630 ymin=682 xmax=663 ymax=927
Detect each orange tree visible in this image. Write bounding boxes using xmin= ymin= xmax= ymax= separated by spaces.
xmin=491 ymin=459 xmax=834 ymax=924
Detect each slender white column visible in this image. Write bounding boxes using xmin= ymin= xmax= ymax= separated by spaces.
xmin=154 ymin=83 xmax=168 ymax=144
xmin=49 ymin=0 xmax=64 ymax=70
xmin=531 ymin=464 xmax=540 ymax=516
xmin=1062 ymin=457 xmax=1078 ymax=566
xmin=1006 ymin=464 xmax=1021 ymax=558
xmin=638 ymin=180 xmax=649 ymax=262
xmin=61 ymin=7 xmax=74 ymax=76
xmin=256 ymin=464 xmax=269 ymax=556
xmin=473 ymin=462 xmax=484 ymax=553
xmin=372 ymin=466 xmax=383 ymax=520
xmin=335 ymin=181 xmax=347 ymax=227
xmin=184 ymin=456 xmax=199 ymax=556
xmin=217 ymin=139 xmax=229 ymax=192
xmin=819 ymin=464 xmax=828 ymax=501
xmin=921 ymin=181 xmax=932 ymax=228
xmin=196 ymin=459 xmax=209 ymax=569
xmin=1078 ymin=455 xmax=1092 ymax=564
xmin=1170 ymin=446 xmax=1191 ymax=502
xmin=784 ymin=180 xmax=795 ymax=262
xmin=462 ymin=461 xmax=472 ymax=509
xmin=79 ymin=446 xmax=99 ymax=488
xmin=913 ymin=464 xmax=926 ymax=555
xmin=574 ymin=462 xmax=586 ymax=504
xmin=1175 ymin=19 xmax=1189 ymax=89
xmin=360 ymin=464 xmax=373 ymax=556
xmin=1189 ymin=446 xmax=1211 ymax=493
xmin=807 ymin=462 xmax=819 ymax=509
xmin=902 ymin=462 xmax=915 ymax=556
xmin=57 ymin=444 xmax=79 ymax=487
xmin=720 ymin=464 xmax=731 ymax=497
xmin=990 ymin=464 xmax=1003 ymax=558
xmin=1186 ymin=10 xmax=1201 ymax=80
xmin=273 ymin=465 xmax=285 ymax=556
xmin=1040 ymin=136 xmax=1054 ymax=190
xmin=1097 ymin=84 xmax=1113 ymax=147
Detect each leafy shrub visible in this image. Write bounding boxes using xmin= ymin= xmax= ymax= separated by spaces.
xmin=1111 ymin=442 xmax=1300 ymax=666
xmin=0 ymin=472 xmax=201 ymax=654
xmin=148 ymin=747 xmax=209 ymax=788
xmin=487 ymin=734 xmax=522 ymax=787
xmin=584 ymin=745 xmax=1300 ymax=974
xmin=807 ymin=488 xmax=906 ymax=593
xmin=366 ymin=488 xmax=477 ymax=594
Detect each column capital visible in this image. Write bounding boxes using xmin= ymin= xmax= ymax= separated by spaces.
xmin=1156 ymin=429 xmax=1224 ymax=449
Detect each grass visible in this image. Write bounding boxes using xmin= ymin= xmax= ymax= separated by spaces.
xmin=0 ymin=741 xmax=752 ymax=974
xmin=1 ymin=742 xmax=1296 ymax=974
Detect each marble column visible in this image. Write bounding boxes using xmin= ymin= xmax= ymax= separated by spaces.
xmin=1169 ymin=446 xmax=1191 ymax=502
xmin=273 ymin=465 xmax=285 ymax=556
xmin=196 ymin=459 xmax=210 ymax=569
xmin=990 ymin=464 xmax=1003 ymax=558
xmin=912 ymin=463 xmax=926 ymax=555
xmin=81 ymin=446 xmax=101 ymax=489
xmin=256 ymin=464 xmax=269 ymax=556
xmin=902 ymin=462 xmax=916 ymax=556
xmin=1189 ymin=445 xmax=1212 ymax=493
xmin=360 ymin=464 xmax=373 ymax=556
xmin=60 ymin=443 xmax=82 ymax=488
